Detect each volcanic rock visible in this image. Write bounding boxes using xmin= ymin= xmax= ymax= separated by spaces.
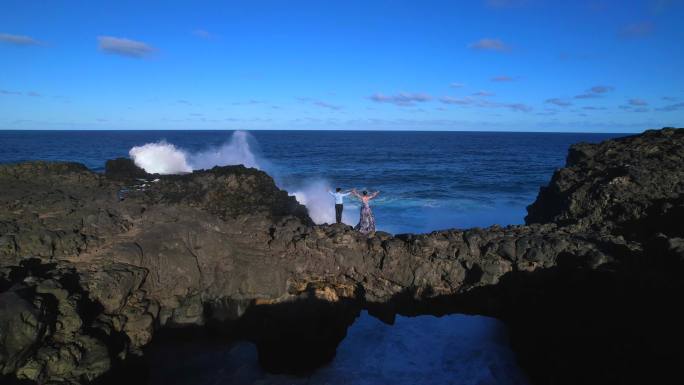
xmin=0 ymin=128 xmax=682 ymax=385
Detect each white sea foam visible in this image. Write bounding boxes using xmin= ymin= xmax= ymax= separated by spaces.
xmin=128 ymin=141 xmax=192 ymax=174
xmin=190 ymin=130 xmax=261 ymax=170
xmin=289 ymin=180 xmax=358 ymax=225
xmin=128 ymin=131 xmax=343 ymax=225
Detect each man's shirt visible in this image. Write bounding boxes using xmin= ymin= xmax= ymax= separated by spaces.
xmin=329 ymin=191 xmax=350 ymax=204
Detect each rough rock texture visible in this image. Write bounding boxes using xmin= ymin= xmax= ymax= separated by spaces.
xmin=0 ymin=128 xmax=683 ymax=385
xmin=527 ymin=128 xmax=684 ymax=236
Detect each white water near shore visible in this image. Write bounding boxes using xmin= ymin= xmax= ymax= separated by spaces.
xmin=128 ymin=130 xmax=356 ymax=225
xmin=128 ymin=131 xmax=261 ymax=173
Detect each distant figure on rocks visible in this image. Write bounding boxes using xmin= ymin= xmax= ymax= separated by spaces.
xmin=351 ymin=189 xmax=379 ymax=234
xmin=328 ymin=187 xmax=351 ymax=224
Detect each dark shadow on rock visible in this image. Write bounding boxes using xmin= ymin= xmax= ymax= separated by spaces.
xmin=1 ymin=259 xmax=136 ymax=385
xmin=360 ymin=250 xmax=684 ymax=385
xmin=236 ymin=297 xmax=361 ymax=374
xmin=93 ymin=296 xmax=363 ymax=384
xmin=93 ymin=234 xmax=684 ymax=385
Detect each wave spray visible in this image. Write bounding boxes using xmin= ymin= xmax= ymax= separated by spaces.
xmin=128 ymin=131 xmax=350 ymax=225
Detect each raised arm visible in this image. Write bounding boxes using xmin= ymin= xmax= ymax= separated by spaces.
xmin=369 ymin=191 xmax=380 ymax=199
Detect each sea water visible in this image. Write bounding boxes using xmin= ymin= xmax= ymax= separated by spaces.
xmin=0 ymin=130 xmax=621 ymax=232
xmin=0 ymin=130 xmax=624 ymax=384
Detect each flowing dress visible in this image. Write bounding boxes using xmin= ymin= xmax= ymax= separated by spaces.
xmin=355 ymin=200 xmax=376 ymax=234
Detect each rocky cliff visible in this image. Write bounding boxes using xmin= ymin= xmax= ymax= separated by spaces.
xmin=1 ymin=128 xmax=683 ymax=385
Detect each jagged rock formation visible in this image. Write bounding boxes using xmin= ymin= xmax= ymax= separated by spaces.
xmin=527 ymin=128 xmax=684 ymax=237
xmin=1 ymin=128 xmax=682 ymax=385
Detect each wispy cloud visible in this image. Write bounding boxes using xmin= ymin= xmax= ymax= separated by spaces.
xmin=0 ymin=33 xmax=42 ymax=46
xmin=491 ymin=75 xmax=514 ymax=82
xmin=546 ymin=98 xmax=572 ymax=107
xmin=472 ymin=90 xmax=495 ymax=97
xmin=370 ymin=92 xmax=432 ymax=106
xmin=656 ymin=102 xmax=684 ymax=112
xmin=297 ymin=97 xmax=343 ymax=110
xmin=468 ymin=38 xmax=510 ymax=52
xmin=628 ymin=98 xmax=648 ymax=106
xmin=619 ymin=105 xmax=650 ymax=112
xmin=233 ymin=99 xmax=264 ymax=105
xmin=440 ymin=96 xmax=474 ymax=105
xmin=619 ymin=101 xmax=650 ymax=112
xmin=501 ymin=102 xmax=532 ymax=112
xmin=589 ymin=85 xmax=614 ymax=94
xmin=535 ymin=110 xmax=557 ymax=116
xmin=582 ymin=106 xmax=607 ymax=110
xmin=574 ymin=85 xmax=614 ymax=99
xmin=192 ymin=29 xmax=217 ymax=39
xmin=313 ymin=100 xmax=342 ymax=110
xmin=661 ymin=96 xmax=678 ymax=101
xmin=450 ymin=82 xmax=465 ymax=88
xmin=98 ymin=36 xmax=156 ymax=58
xmin=619 ymin=21 xmax=654 ymax=39
xmin=440 ymin=96 xmax=531 ymax=112
xmin=1 ymin=89 xmax=43 ymax=97
xmin=177 ymin=100 xmax=192 ymax=105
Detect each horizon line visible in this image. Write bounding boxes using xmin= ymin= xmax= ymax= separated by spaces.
xmin=0 ymin=128 xmax=651 ymax=134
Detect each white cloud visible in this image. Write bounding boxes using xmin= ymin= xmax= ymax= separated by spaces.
xmin=657 ymin=102 xmax=684 ymax=112
xmin=546 ymin=98 xmax=572 ymax=107
xmin=313 ymin=100 xmax=342 ymax=110
xmin=370 ymin=92 xmax=432 ymax=106
xmin=440 ymin=96 xmax=474 ymax=105
xmin=472 ymin=91 xmax=495 ymax=97
xmin=574 ymin=85 xmax=614 ymax=99
xmin=468 ymin=38 xmax=510 ymax=52
xmin=440 ymin=96 xmax=531 ymax=112
xmin=500 ymin=102 xmax=532 ymax=112
xmin=0 ymin=33 xmax=41 ymax=46
xmin=98 ymin=36 xmax=156 ymax=58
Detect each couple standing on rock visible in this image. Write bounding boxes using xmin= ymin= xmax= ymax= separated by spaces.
xmin=328 ymin=187 xmax=380 ymax=234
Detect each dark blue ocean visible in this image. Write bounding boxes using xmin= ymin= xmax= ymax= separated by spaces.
xmin=0 ymin=130 xmax=623 ymax=233
xmin=0 ymin=130 xmax=626 ymax=385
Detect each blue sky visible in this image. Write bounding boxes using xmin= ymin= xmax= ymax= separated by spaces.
xmin=1 ymin=0 xmax=683 ymax=132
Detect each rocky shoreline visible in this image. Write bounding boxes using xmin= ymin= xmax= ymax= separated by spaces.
xmin=1 ymin=128 xmax=683 ymax=385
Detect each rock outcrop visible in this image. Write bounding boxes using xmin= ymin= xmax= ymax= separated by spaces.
xmin=1 ymin=128 xmax=682 ymax=385
xmin=527 ymin=128 xmax=684 ymax=237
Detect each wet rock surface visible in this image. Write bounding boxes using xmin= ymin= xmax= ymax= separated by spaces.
xmin=1 ymin=128 xmax=683 ymax=385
